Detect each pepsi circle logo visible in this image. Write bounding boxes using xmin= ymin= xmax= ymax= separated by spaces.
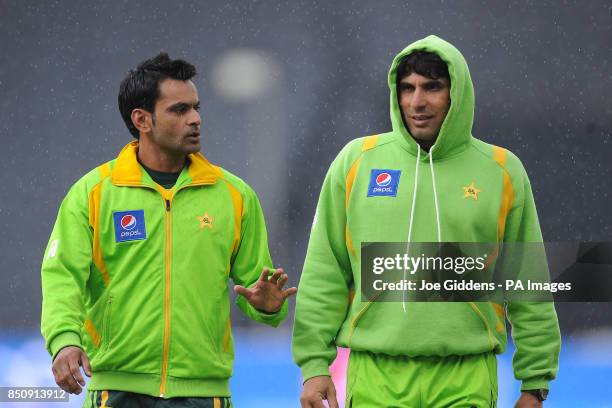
xmin=121 ymin=215 xmax=137 ymax=231
xmin=376 ymin=172 xmax=392 ymax=187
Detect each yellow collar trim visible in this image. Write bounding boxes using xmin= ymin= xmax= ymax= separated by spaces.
xmin=111 ymin=141 xmax=221 ymax=186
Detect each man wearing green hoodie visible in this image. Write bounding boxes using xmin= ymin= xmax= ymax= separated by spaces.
xmin=293 ymin=36 xmax=560 ymax=407
xmin=41 ymin=53 xmax=297 ymax=407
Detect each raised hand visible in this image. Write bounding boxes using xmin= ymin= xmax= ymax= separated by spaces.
xmin=234 ymin=267 xmax=297 ymax=313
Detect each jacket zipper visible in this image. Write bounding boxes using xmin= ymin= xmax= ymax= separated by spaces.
xmin=157 ymin=184 xmax=209 ymax=397
xmin=159 ymin=196 xmax=172 ymax=397
xmin=112 ymin=181 xmax=211 ymax=398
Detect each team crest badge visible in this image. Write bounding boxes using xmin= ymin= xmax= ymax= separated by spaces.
xmin=197 ymin=212 xmax=214 ymax=230
xmin=463 ymin=181 xmax=481 ymax=200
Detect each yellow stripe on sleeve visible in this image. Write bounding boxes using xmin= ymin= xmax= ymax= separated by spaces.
xmin=492 ymin=146 xmax=514 ymax=241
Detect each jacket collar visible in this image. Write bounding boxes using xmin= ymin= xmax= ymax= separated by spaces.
xmin=111 ymin=141 xmax=221 ymax=186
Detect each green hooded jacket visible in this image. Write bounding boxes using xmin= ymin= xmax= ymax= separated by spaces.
xmin=41 ymin=141 xmax=287 ymax=398
xmin=292 ymin=35 xmax=560 ymax=391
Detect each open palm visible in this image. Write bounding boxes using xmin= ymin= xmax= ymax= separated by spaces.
xmin=234 ymin=267 xmax=297 ymax=313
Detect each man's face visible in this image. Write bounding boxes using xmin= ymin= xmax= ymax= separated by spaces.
xmin=398 ymin=72 xmax=451 ymax=143
xmin=148 ymin=78 xmax=201 ymax=155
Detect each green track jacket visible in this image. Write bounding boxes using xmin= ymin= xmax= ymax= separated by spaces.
xmin=292 ymin=35 xmax=561 ymax=391
xmin=41 ymin=141 xmax=287 ymax=398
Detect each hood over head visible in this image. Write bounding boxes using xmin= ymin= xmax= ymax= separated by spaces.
xmin=389 ymin=35 xmax=475 ymax=159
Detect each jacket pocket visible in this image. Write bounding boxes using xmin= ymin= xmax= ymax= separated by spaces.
xmin=483 ymin=352 xmax=498 ymax=402
xmin=346 ymin=299 xmax=378 ymax=347
xmin=222 ymin=317 xmax=232 ymax=354
xmin=209 ymin=315 xmax=234 ymax=362
xmin=345 ymin=350 xmax=360 ymax=407
xmin=101 ymin=295 xmax=113 ymax=353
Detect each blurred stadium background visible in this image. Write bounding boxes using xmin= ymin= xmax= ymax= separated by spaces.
xmin=1 ymin=1 xmax=611 ymax=406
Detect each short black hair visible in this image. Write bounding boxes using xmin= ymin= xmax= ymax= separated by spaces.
xmin=118 ymin=52 xmax=197 ymax=138
xmin=396 ymin=51 xmax=450 ymax=83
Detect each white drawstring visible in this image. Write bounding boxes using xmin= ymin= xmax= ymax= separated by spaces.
xmin=429 ymin=145 xmax=442 ymax=242
xmin=402 ymin=145 xmax=442 ymax=312
xmin=403 ymin=147 xmax=421 ymax=312
xmin=407 ymin=147 xmax=421 ymax=248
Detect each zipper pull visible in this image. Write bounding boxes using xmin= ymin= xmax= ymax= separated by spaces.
xmin=165 ymin=199 xmax=171 ymax=211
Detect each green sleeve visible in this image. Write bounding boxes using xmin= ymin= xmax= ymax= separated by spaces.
xmin=40 ymin=181 xmax=91 ymax=359
xmin=292 ymin=143 xmax=357 ymax=381
xmin=230 ymin=184 xmax=287 ymax=327
xmin=504 ymin=156 xmax=561 ymax=391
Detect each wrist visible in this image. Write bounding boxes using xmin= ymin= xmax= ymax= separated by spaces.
xmin=49 ymin=331 xmax=82 ymax=360
xmin=523 ymin=389 xmax=548 ymax=402
xmin=304 ymin=374 xmax=331 ymax=384
xmin=255 ymin=305 xmax=281 ymax=314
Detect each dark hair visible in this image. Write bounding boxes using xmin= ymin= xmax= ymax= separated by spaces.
xmin=396 ymin=51 xmax=450 ymax=83
xmin=118 ymin=53 xmax=197 ymax=138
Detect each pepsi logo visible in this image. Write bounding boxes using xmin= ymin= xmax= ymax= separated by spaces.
xmin=375 ymin=172 xmax=392 ymax=187
xmin=113 ymin=210 xmax=146 ymax=242
xmin=120 ymin=215 xmax=137 ymax=231
xmin=368 ymin=169 xmax=401 ymax=197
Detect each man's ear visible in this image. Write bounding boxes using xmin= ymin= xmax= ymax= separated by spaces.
xmin=131 ymin=108 xmax=153 ymax=134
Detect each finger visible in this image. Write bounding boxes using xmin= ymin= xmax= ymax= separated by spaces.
xmin=234 ymin=285 xmax=252 ymax=299
xmin=52 ymin=366 xmax=66 ymax=391
xmin=312 ymin=398 xmax=326 ymax=408
xmin=282 ymin=287 xmax=298 ymax=299
xmin=54 ymin=359 xmax=72 ymax=391
xmin=80 ymin=352 xmax=93 ymax=377
xmin=300 ymin=397 xmax=314 ymax=408
xmin=269 ymin=268 xmax=284 ymax=284
xmin=69 ymin=357 xmax=85 ymax=387
xmin=302 ymin=397 xmax=324 ymax=408
xmin=276 ymin=274 xmax=288 ymax=288
xmin=67 ymin=359 xmax=84 ymax=393
xmin=56 ymin=378 xmax=71 ymax=394
xmin=58 ymin=367 xmax=79 ymax=394
xmin=258 ymin=267 xmax=270 ymax=282
xmin=320 ymin=380 xmax=338 ymax=408
xmin=327 ymin=388 xmax=339 ymax=408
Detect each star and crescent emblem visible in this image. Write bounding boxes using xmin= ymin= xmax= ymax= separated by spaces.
xmin=196 ymin=212 xmax=214 ymax=230
xmin=463 ymin=181 xmax=481 ymax=200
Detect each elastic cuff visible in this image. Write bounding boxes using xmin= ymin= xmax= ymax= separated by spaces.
xmin=254 ymin=304 xmax=283 ymax=319
xmin=520 ymin=377 xmax=550 ymax=391
xmin=300 ymin=358 xmax=331 ymax=383
xmin=49 ymin=331 xmax=82 ymax=360
xmin=247 ymin=301 xmax=287 ymax=327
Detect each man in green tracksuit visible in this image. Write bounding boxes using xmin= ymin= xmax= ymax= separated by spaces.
xmin=293 ymin=35 xmax=560 ymax=407
xmin=41 ymin=53 xmax=297 ymax=407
